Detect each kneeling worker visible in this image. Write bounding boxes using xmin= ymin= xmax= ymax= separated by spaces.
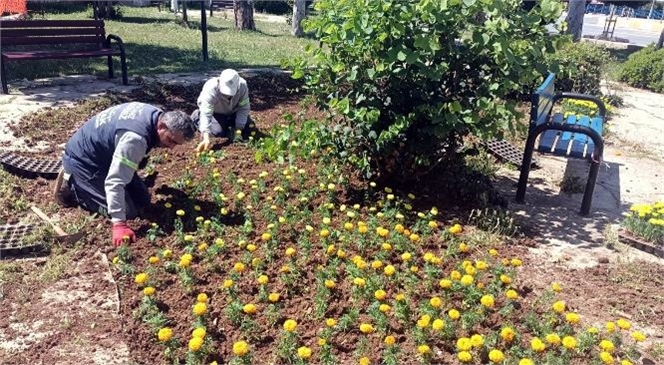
xmin=192 ymin=69 xmax=252 ymax=152
xmin=54 ymin=102 xmax=197 ymax=246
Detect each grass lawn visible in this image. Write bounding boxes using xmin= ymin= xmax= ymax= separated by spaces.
xmin=4 ymin=5 xmax=314 ymax=82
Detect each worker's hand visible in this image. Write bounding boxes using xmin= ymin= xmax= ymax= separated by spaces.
xmin=196 ymin=138 xmax=212 ymax=153
xmin=112 ymin=222 xmax=136 ymax=247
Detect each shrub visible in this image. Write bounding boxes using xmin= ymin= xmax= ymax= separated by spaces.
xmin=254 ymin=1 xmax=291 ymax=15
xmin=289 ymin=0 xmax=564 ymax=181
xmin=548 ymin=41 xmax=612 ymax=95
xmin=619 ymin=46 xmax=664 ymax=93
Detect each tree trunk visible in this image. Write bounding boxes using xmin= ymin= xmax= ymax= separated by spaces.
xmin=171 ymin=0 xmax=178 ymax=13
xmin=234 ymin=0 xmax=255 ymax=30
xmin=657 ymin=29 xmax=664 ymax=49
xmin=292 ymin=0 xmax=306 ymax=37
xmin=565 ymin=0 xmax=586 ymax=42
xmin=182 ymin=0 xmax=188 ymax=23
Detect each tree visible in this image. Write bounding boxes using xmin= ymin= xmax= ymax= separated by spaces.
xmin=657 ymin=28 xmax=664 ymax=49
xmin=292 ymin=0 xmax=306 ymax=37
xmin=565 ymin=0 xmax=586 ymax=42
xmin=290 ymin=0 xmax=565 ymax=180
xmin=234 ymin=0 xmax=255 ymax=31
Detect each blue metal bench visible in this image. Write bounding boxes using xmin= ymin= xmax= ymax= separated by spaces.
xmin=515 ymin=73 xmax=606 ymax=216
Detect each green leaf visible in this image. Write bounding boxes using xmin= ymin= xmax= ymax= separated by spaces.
xmin=397 ymin=50 xmax=407 ymax=61
xmin=367 ymin=68 xmax=376 ymax=80
xmin=292 ymin=69 xmax=304 ymax=79
xmin=462 ymin=0 xmax=475 ymax=7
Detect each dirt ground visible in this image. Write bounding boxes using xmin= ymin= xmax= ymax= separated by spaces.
xmin=0 ymin=74 xmax=663 ymax=364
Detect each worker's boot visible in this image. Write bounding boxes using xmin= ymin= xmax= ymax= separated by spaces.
xmin=53 ymin=169 xmax=75 ymax=208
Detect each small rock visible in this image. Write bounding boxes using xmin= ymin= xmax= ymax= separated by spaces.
xmin=598 ymin=257 xmax=610 ymax=264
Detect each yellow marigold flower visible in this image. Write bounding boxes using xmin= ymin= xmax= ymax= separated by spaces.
xmin=320 ymin=229 xmax=330 ymax=237
xmin=379 ymin=304 xmax=391 ymax=313
xmin=510 ymin=258 xmax=522 ymax=266
xmin=458 ymin=351 xmax=472 ymax=363
xmin=245 ymin=244 xmax=257 ymax=253
xmin=188 ymin=336 xmax=203 ymax=352
xmin=395 ymin=293 xmax=406 ymax=301
xmin=233 ymin=262 xmax=246 ymax=272
xmin=283 ymin=319 xmax=297 ymax=332
xmin=449 ymin=223 xmax=463 ymax=234
xmin=460 ymin=275 xmax=474 ymax=286
xmin=464 ymin=265 xmax=476 ymax=276
xmin=148 ymin=256 xmax=160 ymax=264
xmin=382 ymin=243 xmax=392 ymax=251
xmin=268 ymin=292 xmax=280 ymax=302
xmin=143 ymin=286 xmax=156 ymax=296
xmin=506 ymin=289 xmax=519 ymax=300
xmin=621 ymin=360 xmax=633 ymax=365
xmin=475 ymin=260 xmax=487 ymax=270
xmin=297 ymin=346 xmax=312 ymax=359
xmin=429 ymin=297 xmax=443 ymax=308
xmin=450 ymin=270 xmax=462 ymax=280
xmin=519 ymin=359 xmax=534 ymax=365
xmin=600 ymin=351 xmax=614 ymax=365
xmin=531 ymin=337 xmax=546 ymax=352
xmin=164 ymin=202 xmax=172 ymax=208
xmin=500 ymin=327 xmax=515 ymax=342
xmin=179 ymin=258 xmax=192 ymax=268
xmin=600 ymin=340 xmax=615 ymax=352
xmin=184 ymin=235 xmax=194 ymax=242
xmin=371 ymin=260 xmax=383 ymax=269
xmin=323 ymin=217 xmax=331 ymax=225
xmin=157 ymin=327 xmax=173 ymax=342
xmin=192 ymin=327 xmax=206 ymax=339
xmin=260 ymin=232 xmax=272 ymax=241
xmin=417 ymin=315 xmax=431 ymax=328
xmin=359 ymin=323 xmax=374 ymax=334
xmin=552 ymin=300 xmax=566 ymax=314
xmin=428 ymin=221 xmax=438 ymax=229
xmin=233 ymin=341 xmax=249 ymax=356
xmin=384 ymin=265 xmax=396 ymax=276
xmin=223 ymin=279 xmax=233 ymax=289
xmin=562 ymin=336 xmax=577 ymax=349
xmin=448 ymin=309 xmax=460 ymax=320
xmin=358 ymin=356 xmax=370 ymax=365
xmin=631 ymin=331 xmax=646 ymax=342
xmin=162 ymin=249 xmax=173 ymax=259
xmin=457 ymin=337 xmax=472 ymax=351
xmin=358 ymin=225 xmax=368 ymax=234
xmin=488 ymin=349 xmax=505 ymax=363
xmin=501 ymin=258 xmax=509 ymax=265
xmin=193 ymin=302 xmax=207 ymax=316
xmin=134 ymin=272 xmax=148 ymax=286
xmin=439 ymin=279 xmax=452 ymax=289
xmin=317 ymin=338 xmax=327 ymax=346
xmin=325 ymin=244 xmax=336 ymax=255
xmin=459 ymin=242 xmax=469 ymax=252
xmin=552 ymin=282 xmax=562 ymax=292
xmin=470 ymin=334 xmax=484 ymax=347
xmin=409 ymin=233 xmax=420 ymax=242
xmin=616 ymin=318 xmax=631 ymax=330
xmin=489 ymin=248 xmax=499 ymax=256
xmin=500 ymin=274 xmax=511 ymax=284
xmin=401 ymin=252 xmax=412 ymax=261
xmin=410 ymin=266 xmax=419 ymax=273
xmin=305 ymin=225 xmax=314 ymax=232
xmin=546 ymin=333 xmax=561 ymax=345
xmin=417 ymin=345 xmax=430 ymax=354
xmin=324 ymin=279 xmax=336 ymax=289
xmin=196 ymin=293 xmax=208 ymax=303
xmin=606 ymin=321 xmax=616 ymax=333
xmin=336 ymin=249 xmax=347 ymax=258
xmin=431 ymin=319 xmax=445 ymax=331
xmin=384 ymin=335 xmax=396 ymax=345
xmin=243 ymin=303 xmax=257 ymax=314
xmin=587 ymin=327 xmax=599 ymax=334
xmin=198 ymin=242 xmax=208 ymax=252
xmin=353 ymin=277 xmax=366 ymax=287
xmin=257 ymin=275 xmax=269 ymax=285
xmin=374 ymin=290 xmax=387 ymax=300
xmin=176 ymin=209 xmax=185 ymax=216
xmin=480 ymin=295 xmax=495 ymax=308
xmin=566 ymin=312 xmax=580 ymax=325
xmin=325 ymin=318 xmax=336 ymax=327
xmin=394 ymin=224 xmax=405 ymax=233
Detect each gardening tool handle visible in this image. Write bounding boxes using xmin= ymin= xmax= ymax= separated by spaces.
xmin=31 ymin=206 xmax=68 ymax=236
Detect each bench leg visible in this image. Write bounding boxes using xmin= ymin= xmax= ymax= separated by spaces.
xmin=108 ymin=56 xmax=114 ymax=79
xmin=516 ymin=132 xmax=539 ymax=203
xmin=0 ymin=57 xmax=7 ymax=94
xmin=580 ymin=159 xmax=600 ymax=216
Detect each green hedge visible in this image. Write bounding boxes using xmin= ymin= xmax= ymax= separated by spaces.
xmin=548 ymin=41 xmax=611 ymax=96
xmin=619 ymin=46 xmax=664 ymax=93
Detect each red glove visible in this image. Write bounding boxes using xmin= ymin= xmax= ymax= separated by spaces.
xmin=112 ymin=222 xmax=136 ymax=246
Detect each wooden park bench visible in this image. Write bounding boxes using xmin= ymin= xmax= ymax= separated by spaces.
xmin=0 ymin=19 xmax=128 ymax=94
xmin=515 ymin=73 xmax=607 ymax=216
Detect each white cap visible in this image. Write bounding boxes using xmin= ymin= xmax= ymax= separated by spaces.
xmin=218 ymin=69 xmax=240 ymax=96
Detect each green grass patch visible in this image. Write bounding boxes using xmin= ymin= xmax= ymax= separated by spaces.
xmin=5 ymin=6 xmax=313 ymax=82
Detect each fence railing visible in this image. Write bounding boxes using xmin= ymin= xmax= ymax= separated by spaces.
xmin=586 ymin=4 xmax=664 ymax=20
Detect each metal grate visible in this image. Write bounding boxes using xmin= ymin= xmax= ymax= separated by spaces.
xmin=486 ymin=139 xmax=537 ymax=167
xmin=0 ymin=151 xmax=62 ymax=178
xmin=0 ymin=223 xmax=43 ymax=254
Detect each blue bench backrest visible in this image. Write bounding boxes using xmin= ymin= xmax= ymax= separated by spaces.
xmin=530 ymin=73 xmax=556 ymax=128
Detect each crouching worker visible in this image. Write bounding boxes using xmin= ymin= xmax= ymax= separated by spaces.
xmin=191 ymin=69 xmax=254 ymax=152
xmin=54 ymin=102 xmax=197 ymax=246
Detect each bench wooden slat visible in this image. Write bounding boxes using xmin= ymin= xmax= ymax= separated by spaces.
xmin=2 ymin=28 xmax=105 ymax=38
xmin=569 ymin=116 xmax=591 ymax=158
xmin=537 ymin=130 xmax=558 ymax=153
xmin=590 ymin=116 xmax=603 ymax=135
xmin=2 ymin=36 xmax=105 ymax=46
xmin=532 ymin=73 xmax=556 ymax=123
xmin=573 ymin=116 xmax=591 ymax=144
xmin=553 ymin=115 xmax=578 ymax=155
xmin=0 ymin=20 xmax=105 ymax=28
xmin=3 ymin=49 xmax=120 ymax=60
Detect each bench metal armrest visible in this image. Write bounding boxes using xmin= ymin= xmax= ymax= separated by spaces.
xmin=552 ymin=92 xmax=607 ymax=119
xmin=106 ymin=34 xmax=126 ymax=55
